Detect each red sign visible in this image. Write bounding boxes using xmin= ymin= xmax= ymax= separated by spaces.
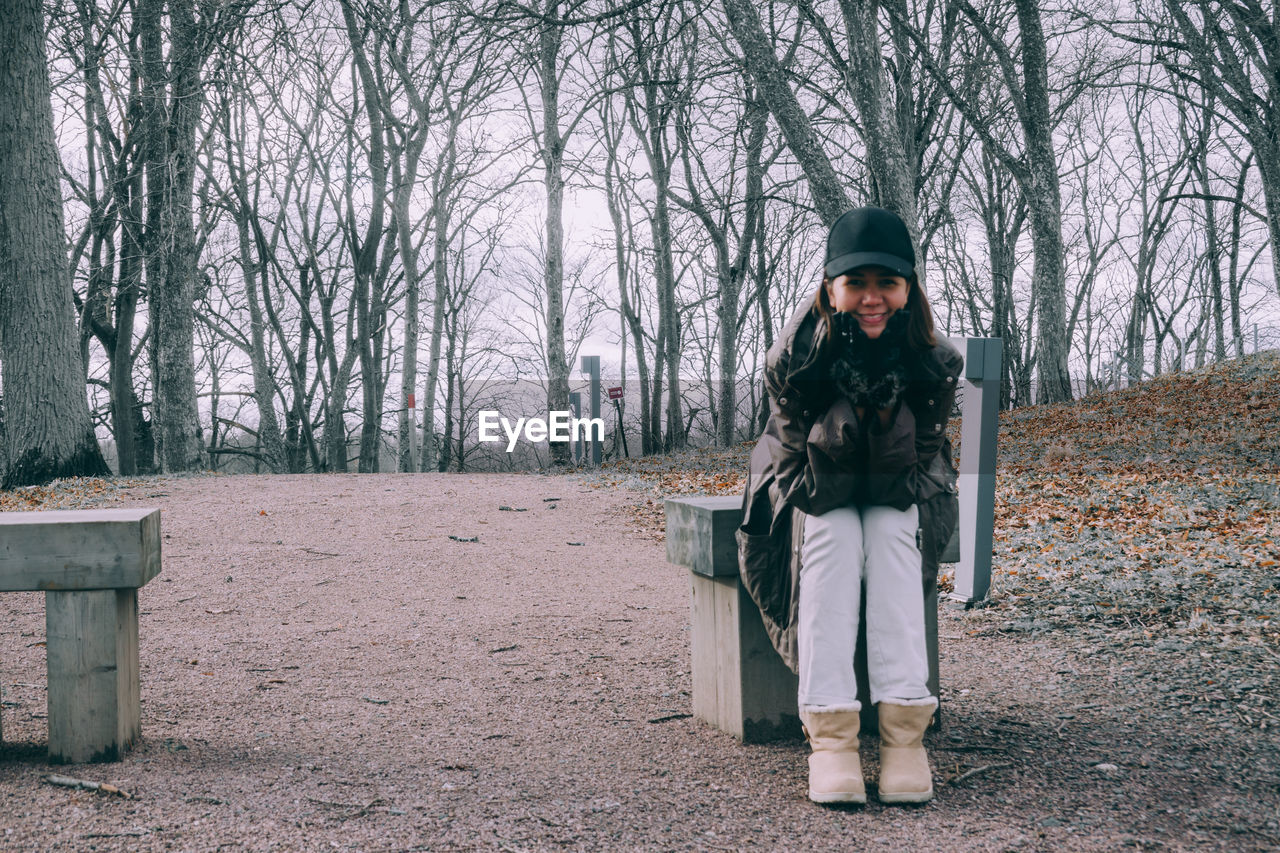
xmin=608 ymin=386 xmax=624 ymax=401
xmin=407 ymin=394 xmax=416 ymax=409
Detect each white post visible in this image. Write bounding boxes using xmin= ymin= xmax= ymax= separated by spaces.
xmin=569 ymin=391 xmax=582 ymax=464
xmin=949 ymin=337 xmax=1002 ymax=605
xmin=580 ymin=355 xmax=602 ymax=465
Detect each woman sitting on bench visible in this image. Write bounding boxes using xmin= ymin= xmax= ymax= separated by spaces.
xmin=752 ymin=206 xmax=963 ymax=805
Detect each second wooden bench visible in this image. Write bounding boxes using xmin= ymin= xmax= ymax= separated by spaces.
xmin=0 ymin=508 xmax=161 ymax=763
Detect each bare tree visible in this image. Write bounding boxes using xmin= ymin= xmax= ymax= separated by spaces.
xmin=668 ymin=38 xmax=770 ymax=446
xmin=437 ymin=213 xmax=517 ymax=471
xmin=1110 ymin=56 xmax=1195 ymax=385
xmin=56 ymin=0 xmax=156 ymax=475
xmin=1149 ymin=0 xmax=1280 ymax=301
xmin=139 ymin=0 xmax=234 ymax=472
xmin=721 ymin=0 xmax=852 ymax=226
xmin=595 ymin=74 xmax=660 ymax=453
xmin=528 ymin=0 xmax=579 ymax=465
xmin=480 ymin=0 xmax=628 ymax=464
xmin=375 ymin=7 xmax=514 ymax=474
xmin=795 ymin=1 xmax=973 ymax=265
xmin=616 ymin=0 xmax=690 ymax=450
xmin=209 ymin=44 xmax=288 ymax=472
xmin=246 ymin=18 xmax=350 ymax=473
xmin=957 ymin=142 xmax=1031 ymax=408
xmin=1059 ymin=87 xmax=1124 ymax=396
xmin=337 ymin=0 xmax=396 ymax=472
xmin=0 ymin=0 xmax=111 ymax=487
xmin=892 ymin=0 xmax=1107 ymax=404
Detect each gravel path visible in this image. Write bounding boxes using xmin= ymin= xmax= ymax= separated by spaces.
xmin=1 ymin=472 xmax=1277 ymax=851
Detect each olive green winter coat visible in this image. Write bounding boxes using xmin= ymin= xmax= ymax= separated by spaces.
xmin=737 ymin=290 xmax=963 ymax=682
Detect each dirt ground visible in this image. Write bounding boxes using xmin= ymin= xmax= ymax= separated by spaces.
xmin=1 ymin=473 xmax=1277 ymax=852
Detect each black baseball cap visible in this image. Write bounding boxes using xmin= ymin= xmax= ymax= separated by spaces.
xmin=824 ymin=206 xmax=915 ymax=279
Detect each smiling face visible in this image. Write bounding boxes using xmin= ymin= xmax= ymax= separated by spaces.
xmin=825 ymin=266 xmax=910 ymax=339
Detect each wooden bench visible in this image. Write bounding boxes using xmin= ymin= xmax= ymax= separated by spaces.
xmin=0 ymin=508 xmax=161 ymax=763
xmin=666 ymin=336 xmax=1001 ymax=743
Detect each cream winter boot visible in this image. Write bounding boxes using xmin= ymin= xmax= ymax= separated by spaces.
xmin=799 ymin=705 xmax=866 ymax=804
xmin=876 ymin=701 xmax=936 ymax=803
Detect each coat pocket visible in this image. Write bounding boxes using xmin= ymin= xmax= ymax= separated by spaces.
xmin=916 ymin=490 xmax=959 ymax=586
xmin=736 ymin=527 xmax=792 ymax=628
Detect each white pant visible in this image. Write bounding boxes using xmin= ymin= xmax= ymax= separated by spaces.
xmin=797 ymin=503 xmax=932 ymax=709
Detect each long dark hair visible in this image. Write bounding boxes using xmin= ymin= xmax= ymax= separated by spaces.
xmin=813 ymin=269 xmax=938 ymax=351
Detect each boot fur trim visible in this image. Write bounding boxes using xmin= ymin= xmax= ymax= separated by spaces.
xmin=799 ymin=702 xmax=862 ymax=714
xmin=880 ymin=695 xmax=938 ymax=709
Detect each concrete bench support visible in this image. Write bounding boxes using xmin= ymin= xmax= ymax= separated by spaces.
xmin=668 ymin=496 xmax=798 ymax=743
xmin=1 ymin=508 xmax=160 ymax=763
xmin=668 ymin=495 xmax=944 ymax=740
xmin=45 ymin=589 xmax=142 ymax=763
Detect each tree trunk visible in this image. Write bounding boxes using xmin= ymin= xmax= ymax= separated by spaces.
xmin=644 ymin=119 xmax=682 ymax=452
xmin=440 ymin=310 xmax=457 ymax=473
xmin=234 ymin=197 xmax=286 ymax=473
xmin=656 ymin=206 xmax=683 ymax=451
xmin=420 ymin=120 xmax=460 ymax=473
xmin=262 ymin=258 xmax=318 ymax=474
xmin=454 ymin=320 xmax=469 ymax=473
xmin=320 ymin=279 xmax=358 ymax=472
xmin=721 ymin=0 xmax=852 ymax=226
xmin=1252 ymin=143 xmax=1280 ymax=305
xmin=621 ymin=14 xmax=685 ymax=453
xmin=1013 ymin=0 xmax=1071 ymax=405
xmin=1193 ymin=95 xmax=1227 ymax=363
xmin=393 ymin=151 xmax=423 ymax=473
xmin=139 ymin=0 xmax=167 ymax=469
xmin=754 ymin=218 xmax=773 ymax=436
xmin=74 ymin=0 xmax=146 ymax=476
xmin=601 ymin=112 xmax=653 ymax=454
xmin=109 ymin=276 xmax=140 ymax=476
xmin=368 ymin=232 xmax=395 ymax=470
xmin=0 ymin=0 xmax=111 ymax=487
xmin=714 ymin=92 xmax=767 ymax=447
xmin=326 ymin=349 xmax=358 ymax=472
xmin=147 ymin=0 xmax=205 ymax=472
xmin=539 ymin=6 xmax=572 ymax=466
xmin=421 ymin=191 xmax=448 ymax=472
xmin=110 ymin=164 xmax=145 ymax=476
xmin=340 ymin=0 xmax=390 ymax=474
xmin=714 ymin=270 xmax=742 ymax=446
xmin=1226 ymin=157 xmax=1249 ymax=359
xmin=221 ymin=91 xmax=286 ymax=473
xmin=966 ymin=146 xmax=1023 ymax=409
xmin=838 ymin=0 xmax=922 ymax=252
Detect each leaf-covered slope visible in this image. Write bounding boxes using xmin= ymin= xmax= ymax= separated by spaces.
xmin=583 ymin=350 xmax=1280 ymax=651
xmin=587 ymin=348 xmax=1280 ymax=493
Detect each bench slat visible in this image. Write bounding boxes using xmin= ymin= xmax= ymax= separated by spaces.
xmin=664 ymin=497 xmax=740 ymax=577
xmin=0 ymin=509 xmax=160 ymax=591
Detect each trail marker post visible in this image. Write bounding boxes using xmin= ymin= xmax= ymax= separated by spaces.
xmin=580 ymin=355 xmax=602 ymax=465
xmin=608 ymin=386 xmax=627 ymax=458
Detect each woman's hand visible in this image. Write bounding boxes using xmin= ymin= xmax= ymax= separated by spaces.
xmin=830 ymin=309 xmax=912 ymax=412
